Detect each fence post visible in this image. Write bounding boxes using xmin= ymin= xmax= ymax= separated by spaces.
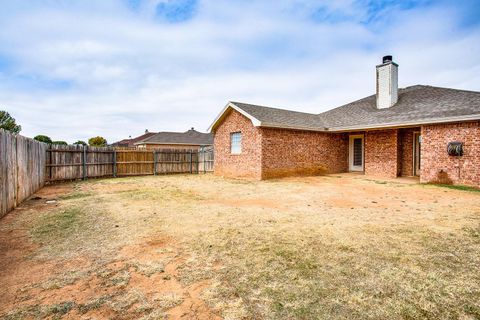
xmin=82 ymin=146 xmax=87 ymax=180
xmin=153 ymin=151 xmax=157 ymax=175
xmin=189 ymin=151 xmax=193 ymax=174
xmin=13 ymin=134 xmax=18 ymax=207
xmin=113 ymin=149 xmax=117 ymax=178
xmin=48 ymin=144 xmax=52 ymax=181
xmin=203 ymin=149 xmax=206 ymax=174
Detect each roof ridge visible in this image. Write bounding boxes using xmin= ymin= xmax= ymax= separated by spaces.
xmin=401 ymin=84 xmax=480 ymax=94
xmin=318 ymin=94 xmax=375 ymax=116
xmin=231 ymin=101 xmax=319 ymax=116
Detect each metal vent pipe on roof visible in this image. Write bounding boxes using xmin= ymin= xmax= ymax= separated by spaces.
xmin=383 ymin=55 xmax=393 ymax=63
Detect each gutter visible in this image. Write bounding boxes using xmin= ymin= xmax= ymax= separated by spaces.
xmin=325 ymin=114 xmax=480 ymax=132
xmin=133 ymin=142 xmax=212 ymax=146
xmin=259 ymin=114 xmax=480 ymax=132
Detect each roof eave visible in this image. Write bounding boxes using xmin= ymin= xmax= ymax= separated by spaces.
xmin=208 ymin=102 xmax=262 ymax=132
xmin=327 ymin=114 xmax=480 ymax=132
xmin=133 ymin=141 xmax=212 ymax=146
xmin=259 ymin=122 xmax=328 ymax=132
xmin=254 ymin=114 xmax=480 ymax=132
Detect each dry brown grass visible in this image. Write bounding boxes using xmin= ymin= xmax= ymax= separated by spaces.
xmin=1 ymin=174 xmax=479 ymax=319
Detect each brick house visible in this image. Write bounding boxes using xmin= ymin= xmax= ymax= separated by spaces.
xmin=208 ymin=56 xmax=480 ymax=187
xmin=134 ymin=128 xmax=213 ymax=150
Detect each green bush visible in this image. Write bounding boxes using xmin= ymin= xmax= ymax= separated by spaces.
xmin=88 ymin=136 xmax=107 ymax=147
xmin=73 ymin=140 xmax=87 ymax=146
xmin=34 ymin=135 xmax=52 ymax=144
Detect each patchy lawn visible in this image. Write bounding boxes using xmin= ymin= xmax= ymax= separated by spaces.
xmin=0 ymin=174 xmax=479 ymax=319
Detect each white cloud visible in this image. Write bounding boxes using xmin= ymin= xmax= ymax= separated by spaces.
xmin=0 ymin=0 xmax=479 ymax=143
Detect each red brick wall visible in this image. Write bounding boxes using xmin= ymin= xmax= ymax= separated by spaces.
xmin=260 ymin=128 xmax=348 ymax=179
xmin=213 ymin=109 xmax=263 ymax=179
xmin=420 ymin=121 xmax=480 ymax=187
xmin=398 ymin=127 xmax=419 ymax=177
xmin=214 ymin=110 xmax=479 ymax=186
xmin=213 ymin=109 xmax=349 ymax=180
xmin=364 ymin=129 xmax=399 ymax=178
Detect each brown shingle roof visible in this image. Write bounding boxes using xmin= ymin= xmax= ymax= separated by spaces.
xmin=136 ymin=129 xmax=213 ymax=146
xmin=112 ymin=132 xmax=157 ymax=147
xmin=320 ymin=85 xmax=480 ymax=130
xmin=224 ymin=85 xmax=480 ymax=132
xmin=230 ymin=102 xmax=326 ymax=131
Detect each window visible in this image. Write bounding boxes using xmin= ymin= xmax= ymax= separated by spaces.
xmin=230 ymin=132 xmax=242 ymax=154
xmin=353 ymin=138 xmax=363 ymax=166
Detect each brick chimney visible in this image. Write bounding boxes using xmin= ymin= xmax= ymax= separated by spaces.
xmin=376 ymin=55 xmax=398 ymax=109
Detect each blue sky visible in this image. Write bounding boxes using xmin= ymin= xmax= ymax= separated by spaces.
xmin=0 ymin=0 xmax=479 ymax=142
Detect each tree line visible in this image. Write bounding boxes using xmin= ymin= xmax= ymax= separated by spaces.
xmin=1 ymin=110 xmax=108 ymax=146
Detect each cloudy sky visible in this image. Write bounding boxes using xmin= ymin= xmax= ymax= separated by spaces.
xmin=0 ymin=0 xmax=479 ymax=143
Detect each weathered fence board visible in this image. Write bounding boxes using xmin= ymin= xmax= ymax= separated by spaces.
xmin=47 ymin=145 xmax=116 ymax=181
xmin=155 ymin=150 xmax=198 ymax=174
xmin=87 ymin=147 xmax=115 ymax=178
xmin=198 ymin=147 xmax=214 ymax=173
xmin=0 ymin=129 xmax=47 ymax=218
xmin=16 ymin=134 xmax=47 ymax=204
xmin=47 ymin=145 xmax=84 ymax=181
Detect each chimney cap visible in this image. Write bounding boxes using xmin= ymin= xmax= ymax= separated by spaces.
xmin=382 ymin=55 xmax=393 ymax=63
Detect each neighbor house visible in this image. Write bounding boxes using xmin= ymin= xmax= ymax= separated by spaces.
xmin=209 ymin=56 xmax=480 ymax=187
xmin=135 ymin=128 xmax=213 ymax=150
xmin=111 ymin=130 xmax=157 ymax=148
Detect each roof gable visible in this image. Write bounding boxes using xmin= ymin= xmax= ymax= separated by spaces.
xmin=208 ymin=102 xmax=326 ymax=132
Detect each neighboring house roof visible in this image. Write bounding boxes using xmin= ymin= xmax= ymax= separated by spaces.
xmin=112 ymin=132 xmax=157 ymax=147
xmin=209 ymin=85 xmax=480 ymax=132
xmin=112 ymin=139 xmax=131 ymax=147
xmin=135 ymin=128 xmax=213 ymax=146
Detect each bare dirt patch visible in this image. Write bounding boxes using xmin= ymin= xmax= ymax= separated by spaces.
xmin=0 ymin=179 xmax=220 ymax=319
xmin=1 ymin=174 xmax=479 ymax=319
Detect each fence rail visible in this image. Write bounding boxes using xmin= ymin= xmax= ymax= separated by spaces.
xmin=1 ymin=130 xmax=214 ymax=217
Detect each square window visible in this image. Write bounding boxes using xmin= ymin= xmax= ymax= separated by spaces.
xmin=230 ymin=132 xmax=242 ymax=154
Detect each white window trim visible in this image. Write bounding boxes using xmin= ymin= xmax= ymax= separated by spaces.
xmin=413 ymin=131 xmax=421 ymax=176
xmin=349 ymin=134 xmax=364 ymax=172
xmin=230 ymin=132 xmax=242 ymax=154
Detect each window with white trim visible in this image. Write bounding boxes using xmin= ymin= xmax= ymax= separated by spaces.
xmin=230 ymin=132 xmax=242 ymax=154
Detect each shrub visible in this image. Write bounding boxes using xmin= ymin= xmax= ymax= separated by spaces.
xmin=88 ymin=136 xmax=107 ymax=147
xmin=34 ymin=135 xmax=53 ymax=144
xmin=73 ymin=140 xmax=87 ymax=146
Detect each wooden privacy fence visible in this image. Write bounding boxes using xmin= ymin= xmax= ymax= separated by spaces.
xmin=47 ymin=146 xmax=214 ymax=181
xmin=0 ymin=129 xmax=48 ymax=218
xmin=47 ymin=145 xmax=115 ymax=181
xmin=1 ymin=131 xmax=214 ymax=217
